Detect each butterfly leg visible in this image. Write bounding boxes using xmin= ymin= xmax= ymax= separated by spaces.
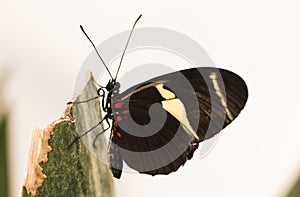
xmin=68 ymin=113 xmax=109 ymax=148
xmin=66 ymin=96 xmax=99 ymax=105
xmin=98 ymin=89 xmax=107 ymax=111
xmin=92 ymin=117 xmax=111 ymax=148
xmin=66 ymin=87 xmax=105 ymax=105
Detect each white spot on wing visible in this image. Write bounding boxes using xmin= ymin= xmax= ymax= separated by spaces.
xmin=155 ymin=84 xmax=176 ymax=99
xmin=156 ymin=85 xmax=199 ymax=140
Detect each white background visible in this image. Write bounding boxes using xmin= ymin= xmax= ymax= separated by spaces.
xmin=1 ymin=0 xmax=300 ymax=197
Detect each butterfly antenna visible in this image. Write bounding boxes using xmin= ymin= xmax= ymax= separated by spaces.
xmin=114 ymin=14 xmax=142 ymax=81
xmin=80 ymin=25 xmax=114 ymax=80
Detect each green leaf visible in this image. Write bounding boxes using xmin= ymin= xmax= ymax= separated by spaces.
xmin=287 ymin=175 xmax=300 ymax=197
xmin=0 ymin=67 xmax=10 ymax=197
xmin=0 ymin=114 xmax=9 ymax=197
xmin=23 ymin=73 xmax=115 ymax=197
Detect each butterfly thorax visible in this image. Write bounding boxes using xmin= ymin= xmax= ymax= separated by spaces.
xmin=104 ymin=80 xmax=121 ymax=119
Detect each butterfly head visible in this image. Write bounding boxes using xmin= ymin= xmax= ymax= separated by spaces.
xmin=106 ymin=79 xmax=120 ymax=93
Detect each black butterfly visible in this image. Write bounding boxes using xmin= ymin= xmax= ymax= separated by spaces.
xmin=69 ymin=15 xmax=248 ymax=179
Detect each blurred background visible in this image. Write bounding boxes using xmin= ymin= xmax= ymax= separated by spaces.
xmin=1 ymin=0 xmax=300 ymax=196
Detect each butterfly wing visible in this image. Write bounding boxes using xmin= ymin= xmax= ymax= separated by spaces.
xmin=109 ymin=67 xmax=248 ymax=176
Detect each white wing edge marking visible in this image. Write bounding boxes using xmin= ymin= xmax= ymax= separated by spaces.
xmin=121 ymin=80 xmax=167 ymax=100
xmin=209 ymin=72 xmax=234 ymax=121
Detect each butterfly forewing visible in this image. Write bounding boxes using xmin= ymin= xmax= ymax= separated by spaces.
xmin=108 ymin=67 xmax=248 ymax=177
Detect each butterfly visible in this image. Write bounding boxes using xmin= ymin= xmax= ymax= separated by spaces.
xmin=69 ymin=15 xmax=248 ymax=179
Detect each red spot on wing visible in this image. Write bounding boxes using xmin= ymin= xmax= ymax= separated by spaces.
xmin=113 ymin=121 xmax=118 ymax=127
xmin=122 ymin=110 xmax=129 ymax=114
xmin=117 ymin=116 xmax=122 ymax=122
xmin=116 ymin=132 xmax=122 ymax=138
xmin=114 ymin=102 xmax=124 ymax=109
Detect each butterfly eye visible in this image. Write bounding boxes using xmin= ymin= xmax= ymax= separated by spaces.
xmin=115 ymin=82 xmax=120 ymax=89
